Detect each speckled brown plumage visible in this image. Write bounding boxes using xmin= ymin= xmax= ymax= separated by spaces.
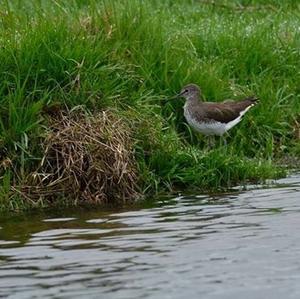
xmin=177 ymin=83 xmax=259 ymax=136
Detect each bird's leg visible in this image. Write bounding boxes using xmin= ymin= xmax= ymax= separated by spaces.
xmin=222 ymin=135 xmax=227 ymax=146
xmin=220 ymin=133 xmax=230 ymax=148
xmin=207 ymin=135 xmax=216 ymax=149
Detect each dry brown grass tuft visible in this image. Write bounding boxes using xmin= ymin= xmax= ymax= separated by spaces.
xmin=22 ymin=109 xmax=140 ymax=204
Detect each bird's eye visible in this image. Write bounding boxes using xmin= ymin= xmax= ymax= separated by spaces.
xmin=185 ymin=89 xmax=188 ymax=93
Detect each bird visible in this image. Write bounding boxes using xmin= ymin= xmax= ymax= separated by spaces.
xmin=175 ymin=83 xmax=258 ymax=141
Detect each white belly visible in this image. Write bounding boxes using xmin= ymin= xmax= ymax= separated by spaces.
xmin=184 ymin=108 xmax=243 ymax=136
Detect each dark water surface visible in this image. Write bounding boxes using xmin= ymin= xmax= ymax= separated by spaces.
xmin=1 ymin=175 xmax=300 ymax=299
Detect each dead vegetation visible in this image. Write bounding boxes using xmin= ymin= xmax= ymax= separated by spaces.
xmin=21 ymin=109 xmax=140 ymax=204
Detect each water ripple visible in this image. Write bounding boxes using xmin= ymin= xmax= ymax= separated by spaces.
xmin=1 ymin=175 xmax=300 ymax=298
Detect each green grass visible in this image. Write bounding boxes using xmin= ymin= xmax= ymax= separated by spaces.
xmin=0 ymin=0 xmax=299 ymax=210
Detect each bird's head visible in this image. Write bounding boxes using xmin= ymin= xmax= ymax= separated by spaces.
xmin=176 ymin=84 xmax=201 ymax=101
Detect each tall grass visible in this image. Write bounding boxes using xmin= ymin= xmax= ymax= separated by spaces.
xmin=0 ymin=0 xmax=299 ymax=210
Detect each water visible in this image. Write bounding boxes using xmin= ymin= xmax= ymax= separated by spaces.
xmin=1 ymin=175 xmax=300 ymax=299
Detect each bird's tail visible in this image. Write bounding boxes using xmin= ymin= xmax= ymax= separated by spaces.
xmin=246 ymin=96 xmax=259 ymax=104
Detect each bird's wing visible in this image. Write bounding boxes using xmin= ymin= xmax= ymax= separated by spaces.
xmin=201 ymin=98 xmax=258 ymax=123
xmin=199 ymin=103 xmax=240 ymax=123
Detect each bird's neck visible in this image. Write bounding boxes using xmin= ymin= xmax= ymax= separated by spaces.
xmin=186 ymin=94 xmax=202 ymax=104
xmin=184 ymin=96 xmax=203 ymax=112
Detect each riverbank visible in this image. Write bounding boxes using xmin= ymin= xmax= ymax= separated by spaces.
xmin=0 ymin=0 xmax=299 ymax=211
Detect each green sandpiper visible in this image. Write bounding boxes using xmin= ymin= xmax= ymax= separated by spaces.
xmin=176 ymin=83 xmax=258 ymax=138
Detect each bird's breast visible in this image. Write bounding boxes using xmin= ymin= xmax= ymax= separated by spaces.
xmin=183 ymin=105 xmax=227 ymax=136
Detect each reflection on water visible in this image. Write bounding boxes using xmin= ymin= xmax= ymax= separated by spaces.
xmin=1 ymin=175 xmax=300 ymax=298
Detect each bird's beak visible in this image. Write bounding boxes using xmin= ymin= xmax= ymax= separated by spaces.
xmin=170 ymin=91 xmax=184 ymax=100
